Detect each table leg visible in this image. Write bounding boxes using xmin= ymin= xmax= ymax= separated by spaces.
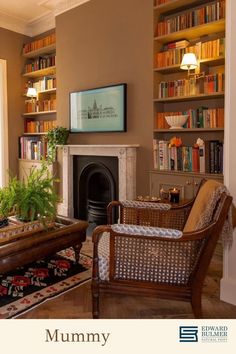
xmin=73 ymin=243 xmax=82 ymax=263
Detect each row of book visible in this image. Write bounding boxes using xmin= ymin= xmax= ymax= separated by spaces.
xmin=158 ymin=78 xmax=201 ymax=98
xmin=158 ymin=73 xmax=224 ymax=98
xmin=24 ymin=55 xmax=56 ymax=74
xmin=204 ymin=73 xmax=224 ymax=94
xmin=32 ymin=76 xmax=56 ymax=92
xmin=24 ymin=120 xmax=56 ymax=134
xmin=155 ymin=38 xmax=225 ymax=68
xmin=153 ymin=139 xmax=223 ymax=174
xmin=23 ymin=33 xmax=56 ymax=54
xmin=155 ymin=108 xmax=224 ymax=129
xmin=201 ymin=38 xmax=225 ymax=60
xmin=24 ymin=98 xmax=56 ymax=113
xmin=155 ymin=0 xmax=225 ymax=37
xmin=19 ymin=136 xmax=48 ymax=161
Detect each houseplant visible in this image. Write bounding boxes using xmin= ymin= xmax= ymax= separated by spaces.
xmin=46 ymin=126 xmax=69 ymax=162
xmin=0 ymin=185 xmax=14 ymax=227
xmin=1 ymin=162 xmax=60 ymax=222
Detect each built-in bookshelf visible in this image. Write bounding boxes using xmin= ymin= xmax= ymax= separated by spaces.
xmin=151 ymin=0 xmax=225 ymax=200
xmin=20 ymin=32 xmax=57 ymax=172
xmin=19 ymin=135 xmax=48 ymax=161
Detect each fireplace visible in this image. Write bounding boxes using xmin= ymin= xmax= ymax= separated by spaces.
xmin=73 ymin=155 xmax=118 ymax=224
xmin=57 ymin=145 xmax=139 ymax=219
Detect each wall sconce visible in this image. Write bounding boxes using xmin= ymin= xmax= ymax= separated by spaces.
xmin=26 ymin=87 xmax=37 ymax=98
xmin=26 ymin=87 xmax=37 ymax=112
xmin=180 ymin=53 xmax=198 ymax=77
xmin=180 ymin=52 xmax=205 ymax=79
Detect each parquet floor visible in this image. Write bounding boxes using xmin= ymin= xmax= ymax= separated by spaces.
xmin=18 ymin=239 xmax=236 ymax=319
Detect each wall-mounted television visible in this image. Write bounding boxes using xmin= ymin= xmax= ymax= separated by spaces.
xmin=70 ymin=83 xmax=127 ymax=133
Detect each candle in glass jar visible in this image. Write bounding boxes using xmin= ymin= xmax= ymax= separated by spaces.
xmin=169 ymin=187 xmax=180 ymax=203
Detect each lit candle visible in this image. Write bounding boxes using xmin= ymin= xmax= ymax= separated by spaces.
xmin=169 ymin=188 xmax=180 ymax=203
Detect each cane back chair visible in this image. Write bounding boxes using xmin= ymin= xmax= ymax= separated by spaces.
xmin=92 ymin=180 xmax=232 ymax=318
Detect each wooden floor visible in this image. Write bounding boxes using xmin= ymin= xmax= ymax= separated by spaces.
xmin=18 ymin=238 xmax=236 ymax=319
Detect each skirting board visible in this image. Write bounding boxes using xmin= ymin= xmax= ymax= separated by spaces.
xmin=220 ymin=278 xmax=236 ymax=306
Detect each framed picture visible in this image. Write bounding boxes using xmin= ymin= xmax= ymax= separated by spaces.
xmin=70 ymin=83 xmax=127 ymax=133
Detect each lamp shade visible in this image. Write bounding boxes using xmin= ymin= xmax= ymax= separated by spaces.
xmin=180 ymin=53 xmax=198 ymax=70
xmin=26 ymin=87 xmax=37 ymax=97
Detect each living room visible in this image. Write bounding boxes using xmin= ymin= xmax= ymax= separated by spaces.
xmin=1 ymin=0 xmax=236 ymax=330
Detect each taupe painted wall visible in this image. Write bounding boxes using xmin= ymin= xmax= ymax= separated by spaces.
xmin=56 ymin=0 xmax=153 ymax=195
xmin=0 ymin=27 xmax=28 ymax=176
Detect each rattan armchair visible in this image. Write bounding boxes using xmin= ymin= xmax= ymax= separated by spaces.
xmin=92 ymin=181 xmax=232 ymax=319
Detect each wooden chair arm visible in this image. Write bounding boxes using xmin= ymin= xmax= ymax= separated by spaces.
xmin=107 ymin=199 xmax=193 ymax=229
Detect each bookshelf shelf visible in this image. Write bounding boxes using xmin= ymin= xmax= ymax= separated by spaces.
xmin=150 ymin=169 xmax=223 ymax=178
xmin=23 ymin=43 xmax=56 ymax=58
xmin=38 ymin=88 xmax=57 ymax=94
xmin=154 ymin=0 xmax=198 ymax=14
xmin=19 ymin=158 xmax=43 ymax=162
xmin=154 ymin=19 xmax=225 ymax=43
xmin=23 ymin=66 xmax=56 ymax=78
xmin=154 ymin=92 xmax=224 ymax=103
xmin=23 ymin=132 xmax=48 ymax=136
xmin=154 ymin=128 xmax=224 ymax=133
xmin=151 ymin=0 xmax=225 ymax=200
xmin=22 ymin=110 xmax=56 ymax=116
xmin=200 ymin=56 xmax=225 ymax=66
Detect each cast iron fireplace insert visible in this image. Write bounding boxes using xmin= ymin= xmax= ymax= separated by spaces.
xmin=73 ymin=155 xmax=118 ymax=225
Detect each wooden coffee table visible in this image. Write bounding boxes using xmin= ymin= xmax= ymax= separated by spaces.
xmin=0 ymin=215 xmax=88 ymax=274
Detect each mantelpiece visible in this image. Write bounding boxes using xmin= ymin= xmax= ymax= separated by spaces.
xmin=57 ymin=145 xmax=139 ymax=217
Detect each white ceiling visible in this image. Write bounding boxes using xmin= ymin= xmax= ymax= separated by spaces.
xmin=0 ymin=0 xmax=91 ymax=36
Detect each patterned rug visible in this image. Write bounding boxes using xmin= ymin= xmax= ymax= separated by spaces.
xmin=0 ymin=248 xmax=92 ymax=319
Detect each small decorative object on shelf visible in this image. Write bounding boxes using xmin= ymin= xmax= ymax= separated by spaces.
xmin=160 ymin=188 xmax=169 ymax=200
xmin=169 ymin=187 xmax=180 ymax=203
xmin=165 ymin=115 xmax=188 ymax=129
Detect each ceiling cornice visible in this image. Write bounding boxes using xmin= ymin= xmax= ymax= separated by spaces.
xmin=0 ymin=11 xmax=29 ymax=36
xmin=0 ymin=0 xmax=91 ymax=37
xmin=26 ymin=12 xmax=55 ymax=37
xmin=39 ymin=0 xmax=90 ymax=16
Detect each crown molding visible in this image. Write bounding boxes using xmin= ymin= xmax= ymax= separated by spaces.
xmin=26 ymin=11 xmax=55 ymax=37
xmin=0 ymin=0 xmax=91 ymax=37
xmin=39 ymin=0 xmax=91 ymax=16
xmin=0 ymin=11 xmax=29 ymax=36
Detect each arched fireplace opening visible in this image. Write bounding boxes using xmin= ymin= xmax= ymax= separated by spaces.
xmin=73 ymin=156 xmax=118 ymax=226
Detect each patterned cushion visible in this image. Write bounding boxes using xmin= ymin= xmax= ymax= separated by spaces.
xmin=111 ymin=224 xmax=182 ymax=238
xmin=98 ymin=224 xmax=183 ymax=281
xmin=183 ymin=180 xmax=223 ymax=232
xmin=121 ymin=200 xmax=171 ymax=210
xmin=98 ymin=232 xmax=110 ymax=281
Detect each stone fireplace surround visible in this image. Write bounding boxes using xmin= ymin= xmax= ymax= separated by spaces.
xmin=57 ymin=145 xmax=139 ymax=218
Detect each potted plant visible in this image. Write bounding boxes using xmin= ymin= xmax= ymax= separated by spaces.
xmin=0 ymin=185 xmax=14 ymax=227
xmin=5 ymin=162 xmax=60 ymax=222
xmin=46 ymin=126 xmax=69 ymax=162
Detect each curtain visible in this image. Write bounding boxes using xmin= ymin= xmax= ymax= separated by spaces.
xmin=0 ymin=59 xmax=8 ymax=187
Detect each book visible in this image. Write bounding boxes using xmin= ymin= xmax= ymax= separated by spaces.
xmin=158 ymin=140 xmax=169 ymax=170
xmin=153 ymin=139 xmax=158 ymax=169
xmin=192 ymin=146 xmax=200 ymax=173
xmin=199 ymin=144 xmax=206 ymax=173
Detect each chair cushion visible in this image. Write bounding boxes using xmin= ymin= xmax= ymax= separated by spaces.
xmin=111 ymin=224 xmax=182 ymax=238
xmin=98 ymin=224 xmax=183 ymax=281
xmin=183 ymin=180 xmax=223 ymax=232
xmin=121 ymin=200 xmax=171 ymax=210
